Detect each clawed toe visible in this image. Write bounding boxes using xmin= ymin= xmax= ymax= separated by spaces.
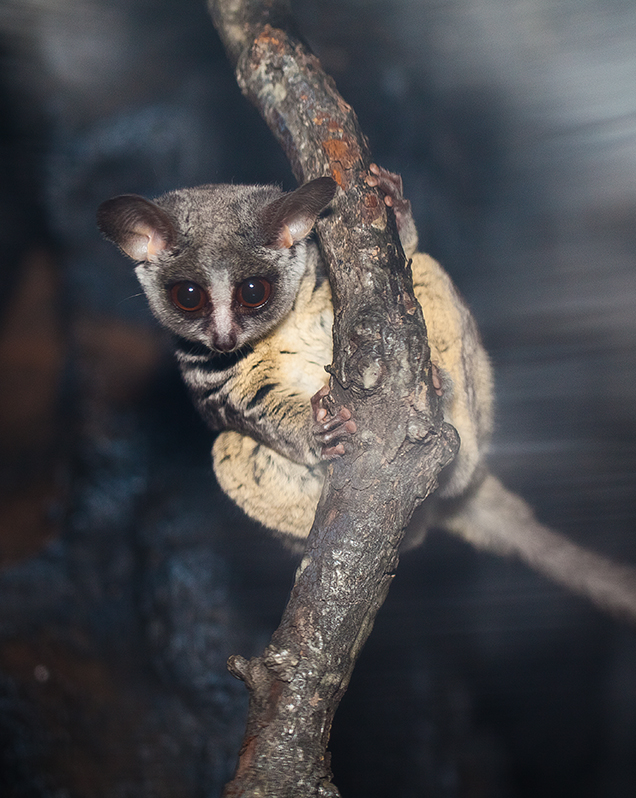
xmin=311 ymin=386 xmax=357 ymax=459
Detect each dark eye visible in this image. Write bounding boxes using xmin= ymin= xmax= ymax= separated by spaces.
xmin=170 ymin=282 xmax=207 ymax=312
xmin=237 ymin=277 xmax=271 ymax=308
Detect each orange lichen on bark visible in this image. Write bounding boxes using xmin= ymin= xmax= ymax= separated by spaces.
xmin=254 ymin=25 xmax=286 ymax=54
xmin=322 ymin=137 xmax=360 ymax=169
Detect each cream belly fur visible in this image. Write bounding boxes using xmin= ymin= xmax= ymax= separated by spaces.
xmin=213 ymin=250 xmax=493 ymax=539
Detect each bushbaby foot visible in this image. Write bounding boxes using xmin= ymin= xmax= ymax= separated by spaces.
xmin=366 ymin=163 xmax=409 ymax=219
xmin=366 ymin=164 xmax=418 ymax=255
xmin=311 ymin=385 xmax=357 ymax=459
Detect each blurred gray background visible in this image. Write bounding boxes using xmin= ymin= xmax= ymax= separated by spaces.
xmin=1 ymin=1 xmax=635 ymax=796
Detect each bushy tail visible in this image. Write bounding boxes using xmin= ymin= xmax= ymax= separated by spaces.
xmin=441 ymin=474 xmax=636 ymax=623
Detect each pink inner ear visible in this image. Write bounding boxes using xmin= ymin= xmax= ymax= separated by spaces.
xmin=269 ymin=215 xmax=313 ymax=249
xmin=286 ymin=214 xmax=314 ymax=243
xmin=147 ymin=228 xmax=167 ymax=258
xmin=267 ymin=223 xmax=295 ymax=250
xmin=125 ymin=225 xmax=167 ymax=261
xmin=261 ymin=177 xmax=336 ymax=248
xmin=278 ymin=224 xmax=295 ymax=249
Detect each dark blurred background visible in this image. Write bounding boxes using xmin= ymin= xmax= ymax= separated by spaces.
xmin=1 ymin=1 xmax=635 ymax=796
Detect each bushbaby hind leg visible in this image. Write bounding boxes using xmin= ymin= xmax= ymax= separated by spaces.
xmin=212 ymin=430 xmax=325 ymax=541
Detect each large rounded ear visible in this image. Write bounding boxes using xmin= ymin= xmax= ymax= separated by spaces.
xmin=261 ymin=176 xmax=337 ymax=249
xmin=97 ymin=195 xmax=177 ymax=262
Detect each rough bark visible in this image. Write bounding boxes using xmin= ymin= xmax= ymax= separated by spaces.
xmin=208 ymin=2 xmax=459 ymax=795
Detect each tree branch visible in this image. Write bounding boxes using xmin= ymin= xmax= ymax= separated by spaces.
xmin=208 ymin=2 xmax=459 ymax=795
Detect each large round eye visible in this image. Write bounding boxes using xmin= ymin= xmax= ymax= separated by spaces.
xmin=237 ymin=277 xmax=271 ymax=308
xmin=170 ymin=281 xmax=207 ymax=312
